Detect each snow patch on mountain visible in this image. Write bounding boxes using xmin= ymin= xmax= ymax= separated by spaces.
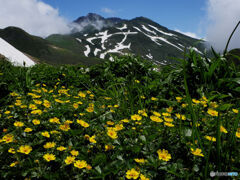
xmin=116 ymin=24 xmax=127 ymax=31
xmin=76 ymin=38 xmax=82 ymax=43
xmin=84 ymin=45 xmax=91 ymax=57
xmin=146 ymin=53 xmax=153 ymax=59
xmin=142 ymin=25 xmax=157 ymax=35
xmin=0 ymin=38 xmax=35 ymax=67
xmin=148 ymin=25 xmax=176 ymax=37
xmin=94 ymin=48 xmax=101 ymax=56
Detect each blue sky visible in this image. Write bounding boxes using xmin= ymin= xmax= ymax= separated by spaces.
xmin=42 ymin=0 xmax=207 ymax=38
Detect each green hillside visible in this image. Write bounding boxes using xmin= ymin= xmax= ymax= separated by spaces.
xmin=0 ymin=27 xmax=104 ymax=66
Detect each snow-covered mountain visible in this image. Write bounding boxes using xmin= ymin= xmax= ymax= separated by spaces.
xmin=0 ymin=14 xmax=207 ymax=65
xmin=0 ymin=37 xmax=35 ymax=67
xmin=48 ymin=15 xmax=206 ymax=64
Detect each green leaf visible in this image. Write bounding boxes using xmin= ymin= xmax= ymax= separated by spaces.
xmin=217 ymin=104 xmax=233 ymax=111
xmin=139 ymin=135 xmax=146 ymax=143
xmin=95 ymin=165 xmax=102 ymax=174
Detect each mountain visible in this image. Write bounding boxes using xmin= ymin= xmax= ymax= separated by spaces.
xmin=0 ymin=13 xmax=207 ymax=66
xmin=47 ymin=14 xmax=206 ymax=64
xmin=71 ymin=13 xmax=123 ymax=34
xmin=0 ymin=27 xmax=104 ymax=66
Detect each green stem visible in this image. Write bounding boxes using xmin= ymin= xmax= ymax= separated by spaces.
xmin=216 ymin=113 xmax=221 ymax=172
xmin=224 ymin=21 xmax=240 ymax=56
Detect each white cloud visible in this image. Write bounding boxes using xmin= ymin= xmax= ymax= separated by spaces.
xmin=0 ymin=0 xmax=71 ymax=37
xmin=175 ymin=29 xmax=202 ymax=39
xmin=205 ymin=0 xmax=240 ymax=51
xmin=101 ymin=8 xmax=115 ymax=15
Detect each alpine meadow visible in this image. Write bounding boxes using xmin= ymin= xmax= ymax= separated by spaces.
xmin=0 ymin=1 xmax=240 ymax=179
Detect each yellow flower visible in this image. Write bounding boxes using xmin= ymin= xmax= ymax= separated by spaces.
xmin=43 ymin=100 xmax=51 ymax=108
xmin=10 ymin=92 xmax=19 ymax=96
xmin=232 ymin=109 xmax=239 ymax=114
xmin=89 ymin=135 xmax=97 ymax=143
xmin=33 ymin=100 xmax=42 ymax=105
xmin=59 ymin=123 xmax=70 ymax=131
xmin=41 ymin=131 xmax=50 ymax=138
xmin=43 ymin=153 xmax=56 ymax=162
xmin=24 ymin=128 xmax=32 ymax=132
xmin=210 ymin=102 xmax=218 ymax=108
xmin=106 ymin=121 xmax=115 ymax=125
xmin=236 ymin=130 xmax=240 ymax=138
xmin=86 ymin=164 xmax=92 ymax=170
xmin=65 ymin=120 xmax=73 ymax=124
xmin=205 ymin=135 xmax=216 ymax=142
xmin=70 ymin=150 xmax=79 ymax=156
xmin=77 ymin=119 xmax=90 ymax=128
xmin=50 ymin=130 xmax=60 ymax=134
xmin=18 ymin=145 xmax=32 ymax=154
xmin=140 ymin=95 xmax=146 ymax=99
xmin=181 ymin=103 xmax=188 ymax=108
xmin=4 ymin=111 xmax=11 ymax=115
xmin=29 ymin=104 xmax=37 ymax=110
xmin=140 ymin=174 xmax=149 ymax=180
xmin=14 ymin=121 xmax=24 ymax=127
xmin=86 ymin=106 xmax=94 ymax=113
xmin=104 ymin=97 xmax=112 ymax=100
xmin=121 ymin=119 xmax=129 ymax=123
xmin=105 ymin=144 xmax=115 ymax=151
xmin=157 ymin=149 xmax=171 ymax=161
xmin=32 ymin=119 xmax=40 ymax=125
xmin=191 ymin=148 xmax=204 ymax=157
xmin=192 ymin=99 xmax=200 ymax=104
xmin=77 ymin=101 xmax=83 ymax=104
xmin=114 ymin=124 xmax=124 ymax=131
xmin=135 ymin=80 xmax=140 ymax=83
xmin=164 ymin=117 xmax=174 ymax=122
xmin=8 ymin=148 xmax=16 ymax=154
xmin=2 ymin=134 xmax=14 ymax=143
xmin=151 ymin=97 xmax=158 ymax=101
xmin=78 ymin=92 xmax=86 ymax=98
xmin=31 ymin=109 xmax=42 ymax=115
xmin=164 ymin=122 xmax=174 ymax=127
xmin=166 ymin=107 xmax=173 ymax=113
xmin=73 ymin=103 xmax=79 ymax=109
xmin=107 ymin=129 xmax=118 ymax=139
xmin=207 ymin=109 xmax=218 ymax=117
xmin=57 ymin=146 xmax=66 ymax=151
xmin=220 ymin=126 xmax=228 ymax=134
xmin=162 ymin=112 xmax=171 ymax=117
xmin=49 ymin=117 xmax=60 ymax=124
xmin=176 ymin=97 xmax=182 ymax=102
xmin=131 ymin=114 xmax=142 ymax=121
xmin=10 ymin=161 xmax=19 ymax=167
xmin=134 ymin=158 xmax=146 ymax=164
xmin=79 ymin=113 xmax=85 ymax=116
xmin=74 ymin=160 xmax=87 ymax=169
xmin=150 ymin=115 xmax=163 ymax=123
xmin=126 ymin=168 xmax=140 ymax=179
xmin=152 ymin=111 xmax=161 ymax=117
xmin=43 ymin=142 xmax=56 ymax=149
xmin=65 ymin=156 xmax=76 ymax=165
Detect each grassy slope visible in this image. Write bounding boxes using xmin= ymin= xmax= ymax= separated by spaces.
xmin=0 ymin=27 xmax=104 ymax=66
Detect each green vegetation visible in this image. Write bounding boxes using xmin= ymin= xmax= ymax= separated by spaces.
xmin=0 ymin=43 xmax=240 ymax=179
xmin=0 ymin=27 xmax=104 ymax=66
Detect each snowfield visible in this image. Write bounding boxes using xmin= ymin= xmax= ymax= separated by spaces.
xmin=0 ymin=38 xmax=35 ymax=67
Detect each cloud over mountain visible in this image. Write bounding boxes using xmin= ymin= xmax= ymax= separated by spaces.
xmin=0 ymin=0 xmax=71 ymax=37
xmin=206 ymin=0 xmax=240 ymax=51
